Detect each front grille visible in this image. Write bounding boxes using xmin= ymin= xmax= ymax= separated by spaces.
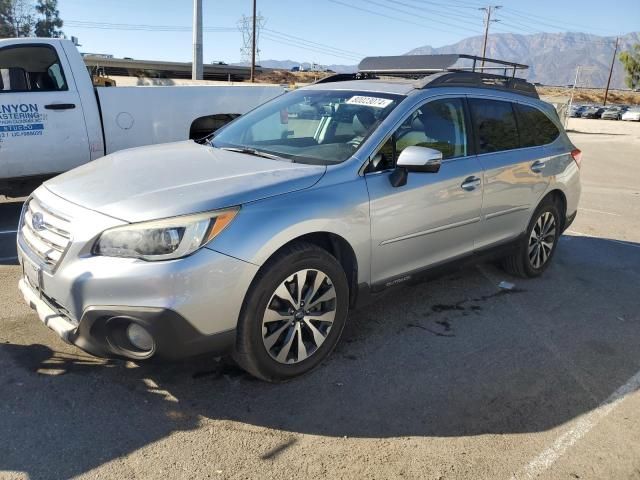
xmin=20 ymin=198 xmax=72 ymax=268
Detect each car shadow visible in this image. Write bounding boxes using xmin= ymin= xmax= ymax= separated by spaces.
xmin=1 ymin=235 xmax=639 ymax=479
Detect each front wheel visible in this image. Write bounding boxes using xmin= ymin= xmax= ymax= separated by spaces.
xmin=233 ymin=242 xmax=349 ymax=382
xmin=501 ymin=199 xmax=563 ymax=278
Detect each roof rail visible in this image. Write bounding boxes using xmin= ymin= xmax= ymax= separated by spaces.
xmin=314 ymin=54 xmax=538 ymax=98
xmin=358 ymin=54 xmax=529 ymax=78
xmin=418 ymin=71 xmax=539 ymax=98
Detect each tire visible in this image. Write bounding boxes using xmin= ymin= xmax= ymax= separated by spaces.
xmin=233 ymin=242 xmax=350 ymax=382
xmin=501 ymin=198 xmax=563 ymax=278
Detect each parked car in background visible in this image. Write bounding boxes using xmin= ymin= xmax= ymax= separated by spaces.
xmin=581 ymin=106 xmax=605 ymax=119
xmin=18 ymin=55 xmax=581 ymax=382
xmin=601 ymin=105 xmax=628 ymax=120
xmin=0 ymin=38 xmax=284 ymax=196
xmin=621 ymin=107 xmax=640 ymax=121
xmin=569 ymin=105 xmax=587 ymax=118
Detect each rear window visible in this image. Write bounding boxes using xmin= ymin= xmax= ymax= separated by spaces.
xmin=515 ymin=104 xmax=560 ymax=147
xmin=469 ymin=98 xmax=519 ymax=154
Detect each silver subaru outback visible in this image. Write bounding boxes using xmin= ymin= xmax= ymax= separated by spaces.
xmin=18 ymin=56 xmax=581 ymax=382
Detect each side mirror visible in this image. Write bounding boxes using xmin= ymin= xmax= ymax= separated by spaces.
xmin=397 ymin=146 xmax=442 ymax=173
xmin=389 ymin=146 xmax=442 ymax=188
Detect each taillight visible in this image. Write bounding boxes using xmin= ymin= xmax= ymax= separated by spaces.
xmin=571 ymin=148 xmax=582 ymax=168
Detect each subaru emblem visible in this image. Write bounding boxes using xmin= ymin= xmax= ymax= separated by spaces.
xmin=31 ymin=212 xmax=45 ymax=231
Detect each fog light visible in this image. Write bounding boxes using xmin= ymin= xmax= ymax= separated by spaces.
xmin=126 ymin=323 xmax=154 ymax=351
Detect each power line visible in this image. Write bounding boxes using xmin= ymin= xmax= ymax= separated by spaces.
xmin=327 ymin=0 xmax=474 ymax=35
xmin=263 ymin=28 xmax=365 ymax=57
xmin=261 ymin=33 xmax=362 ymax=61
xmin=373 ymin=0 xmax=484 ymax=33
xmin=393 ymin=0 xmax=487 ymax=21
xmin=64 ymin=20 xmax=235 ymax=32
xmin=327 ymin=0 xmax=437 ymax=31
xmin=64 ymin=19 xmax=362 ymax=62
xmin=474 ymin=10 xmax=620 ymax=47
xmin=501 ymin=7 xmax=612 ymax=35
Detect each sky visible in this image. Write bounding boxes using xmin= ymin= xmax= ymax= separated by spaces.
xmin=57 ymin=0 xmax=640 ymax=66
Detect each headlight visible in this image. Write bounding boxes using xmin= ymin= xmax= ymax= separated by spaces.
xmin=93 ymin=207 xmax=239 ymax=261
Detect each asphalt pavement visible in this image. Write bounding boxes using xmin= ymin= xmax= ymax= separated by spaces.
xmin=0 ymin=119 xmax=639 ymax=480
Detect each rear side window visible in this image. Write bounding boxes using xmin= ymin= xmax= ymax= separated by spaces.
xmin=0 ymin=45 xmax=68 ymax=92
xmin=469 ymin=98 xmax=519 ymax=154
xmin=515 ymin=104 xmax=560 ymax=147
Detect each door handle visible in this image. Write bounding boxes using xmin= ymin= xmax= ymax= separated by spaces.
xmin=461 ymin=176 xmax=481 ymax=191
xmin=531 ymin=161 xmax=546 ymax=173
xmin=44 ymin=103 xmax=76 ymax=110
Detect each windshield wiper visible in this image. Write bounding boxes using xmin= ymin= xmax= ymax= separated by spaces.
xmin=219 ymin=146 xmax=291 ymax=162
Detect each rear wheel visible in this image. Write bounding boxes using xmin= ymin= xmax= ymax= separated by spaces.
xmin=501 ymin=198 xmax=563 ymax=278
xmin=233 ymin=242 xmax=349 ymax=382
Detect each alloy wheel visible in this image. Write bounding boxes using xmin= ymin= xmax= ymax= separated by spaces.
xmin=528 ymin=211 xmax=556 ymax=269
xmin=261 ymin=269 xmax=337 ymax=364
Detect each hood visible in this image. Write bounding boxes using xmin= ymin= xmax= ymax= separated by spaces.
xmin=45 ymin=141 xmax=326 ymax=222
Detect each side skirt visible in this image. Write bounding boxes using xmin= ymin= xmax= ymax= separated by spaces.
xmin=353 ymin=234 xmax=524 ymax=309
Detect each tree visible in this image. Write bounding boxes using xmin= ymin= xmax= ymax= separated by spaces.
xmin=0 ymin=0 xmax=34 ymax=38
xmin=0 ymin=0 xmax=62 ymax=38
xmin=619 ymin=44 xmax=640 ymax=90
xmin=34 ymin=0 xmax=62 ymax=37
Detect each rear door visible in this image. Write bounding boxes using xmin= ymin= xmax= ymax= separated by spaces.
xmin=365 ymin=96 xmax=483 ymax=286
xmin=0 ymin=43 xmax=90 ymax=180
xmin=468 ymin=97 xmax=550 ymax=249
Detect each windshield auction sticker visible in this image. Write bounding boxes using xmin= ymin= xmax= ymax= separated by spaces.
xmin=346 ymin=96 xmax=393 ymax=108
xmin=0 ymin=103 xmax=46 ymax=144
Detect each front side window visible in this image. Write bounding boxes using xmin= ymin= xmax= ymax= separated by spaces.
xmin=211 ymin=89 xmax=404 ymax=165
xmin=369 ymin=98 xmax=468 ymax=172
xmin=469 ymin=98 xmax=519 ymax=154
xmin=0 ymin=45 xmax=68 ymax=92
xmin=515 ymin=104 xmax=560 ymax=147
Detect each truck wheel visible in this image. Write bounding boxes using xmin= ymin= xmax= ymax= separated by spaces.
xmin=233 ymin=242 xmax=349 ymax=382
xmin=501 ymin=198 xmax=563 ymax=278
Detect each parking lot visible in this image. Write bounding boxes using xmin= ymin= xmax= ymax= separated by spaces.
xmin=1 ymin=118 xmax=639 ymax=479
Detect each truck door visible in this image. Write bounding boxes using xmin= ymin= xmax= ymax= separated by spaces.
xmin=0 ymin=43 xmax=90 ymax=180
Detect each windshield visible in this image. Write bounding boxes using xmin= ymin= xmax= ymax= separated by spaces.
xmin=211 ymin=89 xmax=405 ymax=165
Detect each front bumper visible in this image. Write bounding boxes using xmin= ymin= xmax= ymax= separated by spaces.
xmin=17 ymin=187 xmax=259 ymax=360
xmin=19 ymin=278 xmax=236 ymax=360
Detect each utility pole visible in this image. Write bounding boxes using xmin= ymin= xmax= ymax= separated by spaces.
xmin=603 ymin=37 xmax=619 ymax=106
xmin=251 ymin=0 xmax=257 ymax=82
xmin=479 ymin=5 xmax=501 ymax=71
xmin=565 ymin=66 xmax=582 ymax=128
xmin=192 ymin=0 xmax=203 ymax=80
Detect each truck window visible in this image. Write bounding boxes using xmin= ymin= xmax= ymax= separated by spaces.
xmin=0 ymin=45 xmax=68 ymax=93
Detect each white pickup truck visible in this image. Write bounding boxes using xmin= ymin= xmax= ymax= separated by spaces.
xmin=0 ymin=38 xmax=284 ymax=196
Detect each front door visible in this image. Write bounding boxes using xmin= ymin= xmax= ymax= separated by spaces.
xmin=365 ymin=97 xmax=483 ymax=287
xmin=0 ymin=43 xmax=90 ymax=179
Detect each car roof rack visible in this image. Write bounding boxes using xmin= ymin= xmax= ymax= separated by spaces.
xmin=315 ymin=54 xmax=538 ymax=98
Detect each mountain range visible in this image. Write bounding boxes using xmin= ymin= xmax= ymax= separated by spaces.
xmin=253 ymin=31 xmax=640 ymax=89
